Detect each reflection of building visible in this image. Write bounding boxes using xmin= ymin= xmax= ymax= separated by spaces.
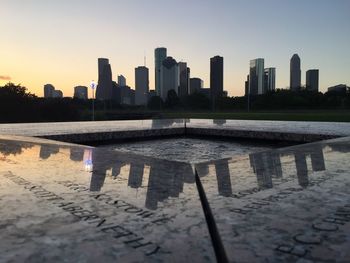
xmin=0 ymin=142 xmax=33 ymax=156
xmin=249 ymin=152 xmax=273 ymax=189
xmin=310 ymin=146 xmax=325 ymax=171
xmin=213 ymin=119 xmax=226 ymax=126
xmin=145 ymin=161 xmax=192 ymax=210
xmin=128 ymin=163 xmax=144 ymax=188
xmin=215 ymin=161 xmax=232 ymax=197
xmin=294 ymin=152 xmax=308 ymax=188
xmin=39 ymin=145 xmax=59 ymax=159
xmin=70 ymin=148 xmax=84 ymax=162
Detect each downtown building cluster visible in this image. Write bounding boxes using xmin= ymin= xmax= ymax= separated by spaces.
xmin=245 ymin=54 xmax=320 ymax=96
xmin=43 ymin=51 xmax=349 ymax=101
xmin=94 ymin=47 xmax=225 ymax=106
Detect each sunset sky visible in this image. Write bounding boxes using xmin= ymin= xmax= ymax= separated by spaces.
xmin=1 ymin=0 xmax=349 ymax=97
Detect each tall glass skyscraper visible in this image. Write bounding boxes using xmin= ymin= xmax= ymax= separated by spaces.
xmin=96 ymin=58 xmax=113 ymax=100
xmin=290 ymin=54 xmax=301 ymax=90
xmin=154 ymin=47 xmax=167 ymax=96
xmin=210 ymin=56 xmax=224 ymax=102
xmin=249 ymin=58 xmax=264 ymax=95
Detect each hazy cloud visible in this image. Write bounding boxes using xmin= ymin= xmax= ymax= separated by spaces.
xmin=0 ymin=75 xmax=11 ymax=80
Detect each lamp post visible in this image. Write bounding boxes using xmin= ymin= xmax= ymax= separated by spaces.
xmin=90 ymin=80 xmax=96 ymax=121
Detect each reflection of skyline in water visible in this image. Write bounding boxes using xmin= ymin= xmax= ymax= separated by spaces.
xmin=0 ymin=138 xmax=341 ymax=211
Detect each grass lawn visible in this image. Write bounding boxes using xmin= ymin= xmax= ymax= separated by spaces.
xmin=161 ymin=110 xmax=350 ymax=122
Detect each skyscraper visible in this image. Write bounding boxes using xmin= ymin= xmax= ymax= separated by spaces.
xmin=249 ymin=58 xmax=264 ymax=95
xmin=210 ymin=56 xmax=224 ymax=103
xmin=135 ymin=66 xmax=149 ymax=105
xmin=44 ymin=84 xmax=55 ymax=98
xmin=155 ymin=47 xmax=167 ymax=96
xmin=160 ymin=56 xmax=179 ymax=100
xmin=306 ymin=69 xmax=319 ymax=92
xmin=264 ymin=67 xmax=276 ymax=92
xmin=118 ymin=75 xmax=126 ymax=86
xmin=96 ymin=58 xmax=113 ymax=100
xmin=290 ymin=54 xmax=301 ymax=91
xmin=178 ymin=62 xmax=189 ymax=97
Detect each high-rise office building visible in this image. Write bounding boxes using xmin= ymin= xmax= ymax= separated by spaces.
xmin=264 ymin=67 xmax=276 ymax=92
xmin=306 ymin=69 xmax=319 ymax=92
xmin=44 ymin=84 xmax=55 ymax=98
xmin=290 ymin=54 xmax=301 ymax=90
xmin=135 ymin=66 xmax=149 ymax=105
xmin=160 ymin=56 xmax=179 ymax=100
xmin=96 ymin=58 xmax=113 ymax=100
xmin=189 ymin=78 xmax=203 ymax=94
xmin=249 ymin=58 xmax=264 ymax=95
xmin=178 ymin=62 xmax=189 ymax=97
xmin=118 ymin=75 xmax=126 ymax=86
xmin=155 ymin=47 xmax=167 ymax=96
xmin=210 ymin=56 xmax=224 ymax=101
xmin=74 ymin=86 xmax=88 ymax=99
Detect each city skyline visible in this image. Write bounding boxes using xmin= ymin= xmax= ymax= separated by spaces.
xmin=1 ymin=0 xmax=349 ymax=97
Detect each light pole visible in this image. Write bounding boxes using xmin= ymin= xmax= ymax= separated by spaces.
xmin=90 ymin=80 xmax=96 ymax=121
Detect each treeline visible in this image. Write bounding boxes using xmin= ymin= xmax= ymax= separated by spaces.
xmin=0 ymin=83 xmax=349 ymax=123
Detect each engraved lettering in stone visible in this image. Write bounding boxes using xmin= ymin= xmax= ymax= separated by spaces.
xmin=56 ymin=202 xmax=74 ymax=207
xmin=323 ymin=217 xmax=348 ymax=225
xmin=63 ymin=206 xmax=84 ymax=212
xmin=293 ymin=233 xmax=322 ymax=245
xmin=124 ymin=237 xmax=153 ymax=249
xmin=312 ymin=223 xmax=339 ymax=232
xmin=151 ymin=217 xmax=171 ymax=225
xmin=124 ymin=207 xmax=143 ymax=213
xmin=137 ymin=210 xmax=154 ymax=218
xmin=145 ymin=246 xmax=161 ymax=256
xmin=231 ymin=208 xmax=249 ymax=215
xmin=275 ymin=244 xmax=308 ymax=257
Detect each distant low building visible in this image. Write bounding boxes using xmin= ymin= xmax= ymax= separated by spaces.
xmin=327 ymin=84 xmax=349 ymax=93
xmin=74 ymin=86 xmax=88 ymax=99
xmin=44 ymin=84 xmax=55 ymax=98
xmin=52 ymin=90 xmax=63 ymax=98
xmin=306 ymin=69 xmax=319 ymax=92
xmin=189 ymin=78 xmax=203 ymax=94
xmin=43 ymin=84 xmax=63 ymax=98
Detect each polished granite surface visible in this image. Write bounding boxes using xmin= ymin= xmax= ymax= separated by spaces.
xmin=1 ymin=134 xmax=350 ymax=262
xmin=0 ymin=119 xmax=349 ymax=137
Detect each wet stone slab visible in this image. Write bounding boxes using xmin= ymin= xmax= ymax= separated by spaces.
xmin=0 ymin=136 xmax=215 ymax=262
xmin=195 ymin=137 xmax=350 ymax=263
